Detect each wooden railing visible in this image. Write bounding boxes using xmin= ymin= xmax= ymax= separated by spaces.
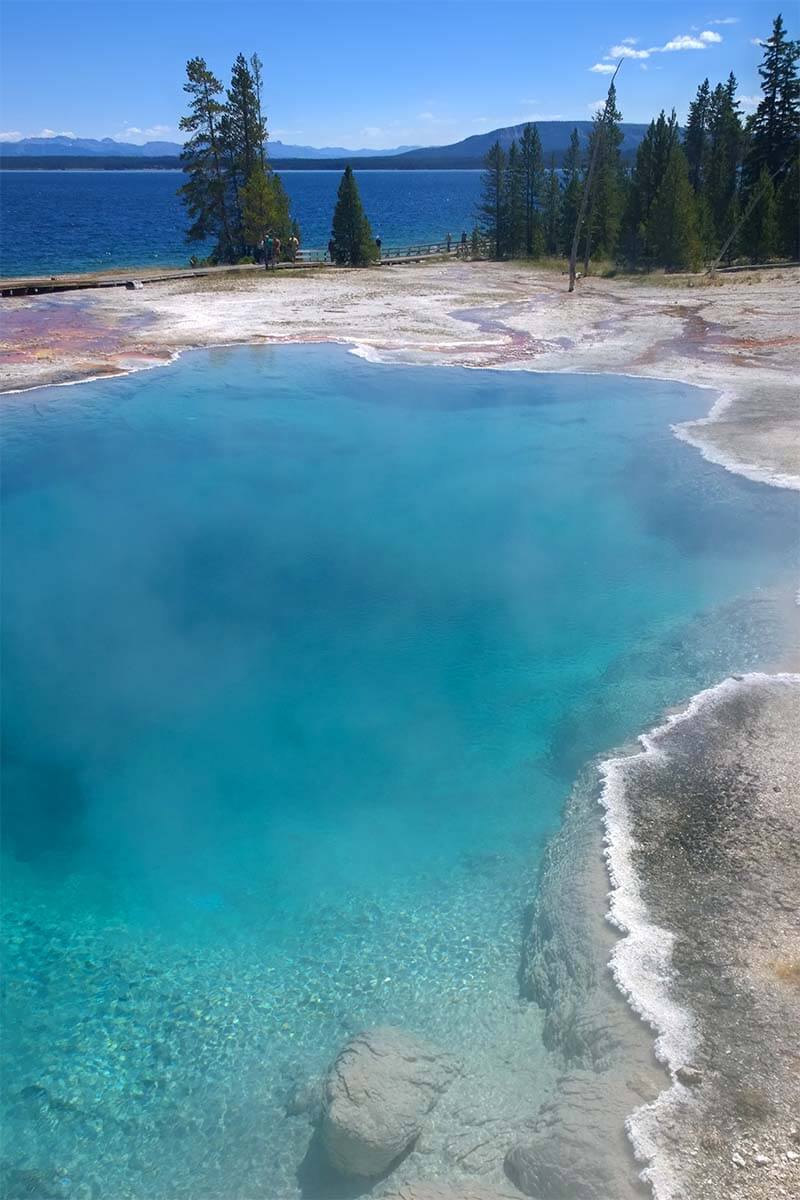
xmin=297 ymin=239 xmax=487 ymax=264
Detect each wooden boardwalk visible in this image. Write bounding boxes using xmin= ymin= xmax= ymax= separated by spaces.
xmin=0 ymin=243 xmax=470 ymax=298
xmin=0 ymin=260 xmax=321 ymax=298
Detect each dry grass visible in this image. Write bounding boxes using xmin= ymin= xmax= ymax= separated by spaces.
xmin=772 ymin=957 xmax=800 ymax=987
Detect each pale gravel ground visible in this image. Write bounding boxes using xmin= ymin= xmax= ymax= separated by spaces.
xmin=1 ymin=260 xmax=798 ymax=487
xmin=610 ymin=675 xmax=800 ymax=1200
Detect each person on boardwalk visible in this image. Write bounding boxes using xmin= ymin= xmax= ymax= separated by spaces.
xmin=273 ymin=236 xmax=281 ymax=267
xmin=375 ymin=235 xmax=382 ymax=258
xmin=328 ymin=238 xmax=336 ymax=264
xmin=288 ymin=234 xmax=299 ymax=263
xmin=446 ymin=232 xmax=452 ymax=254
xmin=264 ymin=233 xmax=274 ymax=271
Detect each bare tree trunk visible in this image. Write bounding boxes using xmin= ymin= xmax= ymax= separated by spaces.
xmin=583 ymin=205 xmax=594 ymax=276
xmin=568 ymin=62 xmax=622 ymax=293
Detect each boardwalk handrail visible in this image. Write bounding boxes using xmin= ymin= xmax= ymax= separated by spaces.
xmin=298 ymin=237 xmax=488 ymax=264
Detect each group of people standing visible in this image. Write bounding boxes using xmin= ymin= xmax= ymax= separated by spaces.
xmin=261 ymin=232 xmax=300 ymax=270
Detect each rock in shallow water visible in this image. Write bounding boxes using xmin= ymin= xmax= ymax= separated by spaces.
xmin=505 ymin=1131 xmax=616 ymax=1200
xmin=321 ymin=1026 xmax=460 ymax=1179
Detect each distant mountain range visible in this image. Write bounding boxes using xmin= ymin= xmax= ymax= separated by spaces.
xmin=391 ymin=120 xmax=652 ymax=163
xmin=0 ymin=135 xmax=422 ymax=159
xmin=1 ymin=122 xmax=657 ymax=169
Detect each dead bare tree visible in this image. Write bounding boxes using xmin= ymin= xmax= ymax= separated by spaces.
xmin=568 ymin=61 xmax=622 ymax=293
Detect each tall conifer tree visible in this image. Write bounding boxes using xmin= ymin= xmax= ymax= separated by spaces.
xmin=684 ymin=79 xmax=711 ymax=192
xmin=584 ymin=84 xmax=625 ymax=268
xmin=179 ymin=57 xmax=235 ymax=260
xmin=519 ymin=123 xmax=544 ymax=256
xmin=478 ymin=141 xmax=507 ymax=259
xmin=331 ymin=166 xmax=377 ymax=265
xmin=543 ymin=156 xmax=561 ymax=254
xmin=506 ymin=140 xmax=526 ymax=256
xmin=644 ymin=143 xmax=701 ymax=270
xmin=746 ymin=13 xmax=800 ymax=186
xmin=560 ymin=129 xmax=583 ymax=254
xmin=623 ymin=110 xmax=679 ymax=264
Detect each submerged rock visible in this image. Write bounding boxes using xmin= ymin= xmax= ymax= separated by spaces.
xmin=284 ymin=1076 xmax=323 ymax=1120
xmin=505 ymin=1130 xmax=615 ymax=1199
xmin=320 ymin=1026 xmax=460 ymax=1179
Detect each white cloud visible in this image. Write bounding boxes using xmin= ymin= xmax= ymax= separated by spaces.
xmin=708 ymin=17 xmax=739 ymax=25
xmin=113 ymin=123 xmax=176 ymax=144
xmin=360 ymin=126 xmax=383 ymax=139
xmin=37 ymin=128 xmax=76 ymax=138
xmin=751 ymin=37 xmax=765 ymax=47
xmin=739 ymin=94 xmax=761 ymax=112
xmin=602 ymin=29 xmax=723 ymax=64
xmin=0 ymin=130 xmax=22 ymax=142
xmin=588 ymin=99 xmax=606 ymax=113
xmin=590 ymin=62 xmax=617 ymax=73
xmin=661 ymin=31 xmax=721 ymax=50
xmin=609 ymin=44 xmax=651 ymax=59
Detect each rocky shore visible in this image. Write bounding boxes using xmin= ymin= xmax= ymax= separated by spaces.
xmin=598 ymin=673 xmax=800 ymax=1200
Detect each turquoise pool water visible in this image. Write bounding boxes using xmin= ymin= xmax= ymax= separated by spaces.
xmin=2 ymin=346 xmax=796 ymax=1198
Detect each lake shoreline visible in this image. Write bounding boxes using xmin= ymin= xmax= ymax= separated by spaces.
xmin=2 ymin=259 xmax=799 ymax=1198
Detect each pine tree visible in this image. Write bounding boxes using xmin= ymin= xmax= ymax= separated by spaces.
xmin=776 ymin=157 xmax=800 ymax=256
xmin=223 ymin=54 xmax=267 ymax=232
xmin=720 ymin=190 xmax=742 ymax=263
xmin=744 ymin=13 xmax=799 ymax=255
xmin=519 ymin=123 xmax=544 ymax=256
xmin=543 ymin=156 xmax=561 ymax=254
xmin=623 ymin=110 xmax=679 ymax=264
xmin=242 ymin=164 xmax=271 ymax=249
xmin=583 ymin=84 xmax=625 ymax=269
xmin=704 ymin=76 xmax=743 ymax=245
xmin=331 ymin=166 xmax=377 ymax=265
xmin=222 ymin=53 xmax=269 ymax=253
xmin=560 ymin=129 xmax=583 ymax=254
xmin=250 ymin=53 xmax=267 ymax=170
xmin=741 ymin=164 xmax=780 ymax=260
xmin=505 ymin=140 xmax=526 ymax=256
xmin=179 ymin=57 xmax=235 ymax=260
xmin=684 ymin=79 xmax=711 ymax=192
xmin=745 ymin=12 xmax=800 ymax=186
xmin=644 ymin=143 xmax=701 ymax=270
xmin=478 ymin=141 xmax=507 ymax=259
xmin=242 ymin=164 xmax=293 ymax=251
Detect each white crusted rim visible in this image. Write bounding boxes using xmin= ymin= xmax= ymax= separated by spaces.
xmin=598 ymin=672 xmax=800 ymax=1198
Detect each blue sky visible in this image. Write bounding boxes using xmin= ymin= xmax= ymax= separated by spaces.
xmin=0 ymin=1 xmax=782 ymax=148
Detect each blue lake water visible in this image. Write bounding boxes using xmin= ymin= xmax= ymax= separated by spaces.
xmin=0 ymin=170 xmax=482 ymax=277
xmin=1 ymin=346 xmax=797 ymax=1198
